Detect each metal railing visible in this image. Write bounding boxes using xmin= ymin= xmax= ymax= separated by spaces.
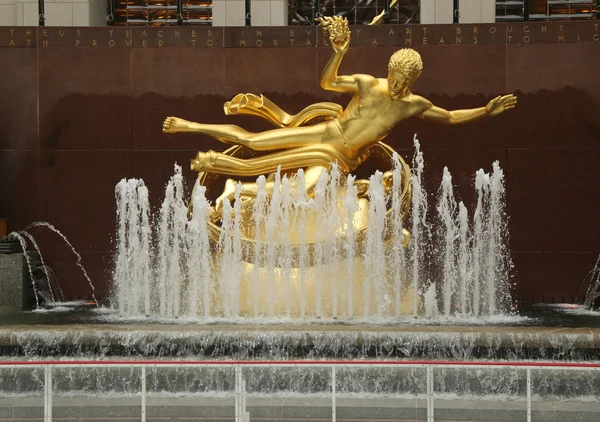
xmin=1 ymin=360 xmax=600 ymax=422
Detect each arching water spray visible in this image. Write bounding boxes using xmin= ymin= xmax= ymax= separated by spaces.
xmin=27 ymin=222 xmax=97 ymax=305
xmin=19 ymin=231 xmax=55 ymax=303
xmin=7 ymin=232 xmax=40 ymax=308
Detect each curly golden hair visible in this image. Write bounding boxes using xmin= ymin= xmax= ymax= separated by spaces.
xmin=388 ymin=49 xmax=423 ymax=81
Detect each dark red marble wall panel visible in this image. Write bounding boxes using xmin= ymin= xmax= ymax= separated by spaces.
xmin=0 ymin=48 xmax=38 ymax=152
xmin=512 ymin=251 xmax=598 ymax=303
xmin=507 ymin=43 xmax=600 ymax=101
xmin=131 ymin=150 xmax=199 ymax=211
xmin=223 ymin=47 xmax=320 ymax=97
xmin=36 ymin=150 xmax=132 ymax=254
xmin=315 ymin=44 xmax=508 ymax=98
xmin=391 ymin=94 xmax=508 ymax=152
xmin=506 ymin=148 xmax=600 ymax=252
xmin=0 ymin=151 xmax=39 ymax=234
xmin=506 ymin=44 xmax=600 ymax=150
xmin=455 ymin=148 xmax=508 ymax=211
xmin=38 ymin=48 xmax=132 ymax=151
xmin=131 ymin=47 xmax=227 ymax=152
xmin=409 ymin=45 xmax=508 ymax=98
xmin=1 ymin=24 xmax=599 ymax=303
xmin=0 ymin=46 xmax=39 ymax=234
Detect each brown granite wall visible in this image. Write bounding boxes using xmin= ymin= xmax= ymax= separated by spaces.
xmin=0 ymin=23 xmax=598 ymax=305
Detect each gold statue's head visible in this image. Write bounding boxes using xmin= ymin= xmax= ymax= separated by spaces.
xmin=387 ymin=48 xmax=423 ymax=98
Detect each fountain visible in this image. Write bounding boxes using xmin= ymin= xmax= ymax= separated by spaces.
xmin=0 ymin=17 xmax=529 ymax=360
xmin=5 ymin=15 xmax=594 ymax=364
xmin=0 ymin=16 xmax=520 ymax=322
xmin=106 ymin=16 xmax=520 ymax=322
xmin=4 ymin=19 xmax=600 ymax=422
xmin=112 ymin=135 xmax=513 ymax=321
xmin=1 ymin=223 xmax=97 ymax=309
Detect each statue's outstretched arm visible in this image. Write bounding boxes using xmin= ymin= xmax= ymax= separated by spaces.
xmin=317 ymin=16 xmax=358 ymax=93
xmin=418 ymin=94 xmax=518 ymax=124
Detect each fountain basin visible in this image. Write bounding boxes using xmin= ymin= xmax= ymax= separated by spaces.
xmin=1 ymin=306 xmax=599 ymax=361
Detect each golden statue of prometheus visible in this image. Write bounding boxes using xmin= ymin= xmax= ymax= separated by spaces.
xmin=162 ymin=16 xmax=517 ymax=213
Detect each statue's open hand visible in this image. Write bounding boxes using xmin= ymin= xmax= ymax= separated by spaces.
xmin=317 ymin=16 xmax=350 ymax=53
xmin=485 ymin=94 xmax=518 ymax=117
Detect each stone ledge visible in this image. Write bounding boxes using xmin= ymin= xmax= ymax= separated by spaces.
xmin=0 ymin=253 xmax=24 ymax=308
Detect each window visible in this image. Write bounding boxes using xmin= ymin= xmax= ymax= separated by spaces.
xmin=289 ymin=0 xmax=421 ymax=25
xmin=497 ymin=0 xmax=597 ymax=22
xmin=113 ymin=0 xmax=212 ymax=26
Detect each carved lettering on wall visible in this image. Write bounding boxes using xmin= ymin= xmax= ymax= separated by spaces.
xmin=0 ymin=23 xmax=598 ymax=48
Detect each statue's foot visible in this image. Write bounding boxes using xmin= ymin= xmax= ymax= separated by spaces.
xmin=224 ymin=93 xmax=264 ymax=115
xmin=191 ymin=150 xmax=219 ymax=173
xmin=216 ymin=178 xmax=238 ymax=215
xmin=162 ymin=116 xmax=191 ymax=133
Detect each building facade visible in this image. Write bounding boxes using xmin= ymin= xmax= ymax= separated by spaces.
xmin=0 ymin=1 xmax=598 ymax=27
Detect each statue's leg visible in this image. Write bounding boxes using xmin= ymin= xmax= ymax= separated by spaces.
xmin=191 ymin=144 xmax=358 ymax=177
xmin=163 ymin=117 xmax=251 ymax=143
xmin=243 ymin=123 xmax=326 ymax=151
xmin=163 ymin=116 xmax=326 ymax=151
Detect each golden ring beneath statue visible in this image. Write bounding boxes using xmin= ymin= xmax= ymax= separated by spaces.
xmin=192 ymin=141 xmax=412 ymax=266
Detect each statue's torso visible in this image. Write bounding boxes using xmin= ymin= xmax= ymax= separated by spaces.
xmin=336 ymin=78 xmax=428 ymax=156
